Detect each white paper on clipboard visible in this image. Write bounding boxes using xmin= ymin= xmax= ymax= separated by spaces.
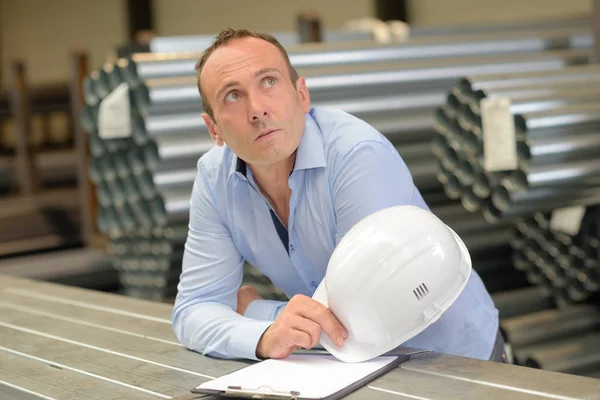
xmin=194 ymin=354 xmax=400 ymax=399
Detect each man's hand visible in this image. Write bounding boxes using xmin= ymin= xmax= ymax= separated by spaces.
xmin=236 ymin=285 xmax=262 ymax=315
xmin=256 ymin=294 xmax=348 ymax=359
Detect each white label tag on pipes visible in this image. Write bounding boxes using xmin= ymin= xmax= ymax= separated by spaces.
xmin=550 ymin=206 xmax=586 ymax=236
xmin=481 ymin=97 xmax=518 ymax=172
xmin=98 ymin=82 xmax=131 ymax=139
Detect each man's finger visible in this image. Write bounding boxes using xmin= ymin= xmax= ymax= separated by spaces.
xmin=299 ymin=300 xmax=348 ymax=346
xmin=288 ymin=329 xmax=312 ymax=350
xmin=288 ymin=314 xmax=322 ymax=348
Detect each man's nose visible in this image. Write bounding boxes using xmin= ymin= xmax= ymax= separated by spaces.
xmin=248 ymin=94 xmax=268 ymax=122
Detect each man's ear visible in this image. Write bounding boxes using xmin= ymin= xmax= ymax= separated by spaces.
xmin=202 ymin=113 xmax=224 ymax=146
xmin=295 ymin=76 xmax=311 ymax=113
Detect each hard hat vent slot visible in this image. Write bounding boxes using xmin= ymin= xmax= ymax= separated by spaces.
xmin=413 ymin=283 xmax=429 ymax=301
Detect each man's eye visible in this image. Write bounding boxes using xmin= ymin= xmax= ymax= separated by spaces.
xmin=264 ymin=78 xmax=276 ymax=87
xmin=225 ymin=91 xmax=240 ymax=102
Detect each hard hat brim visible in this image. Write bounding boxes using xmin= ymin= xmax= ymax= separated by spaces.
xmin=312 ymin=226 xmax=472 ymax=363
xmin=311 ymin=280 xmax=370 ymax=362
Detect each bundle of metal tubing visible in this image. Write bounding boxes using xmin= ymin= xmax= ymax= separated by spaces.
xmin=147 ymin=29 xmax=376 ymax=53
xmin=510 ymin=209 xmax=600 ymax=307
xmin=491 ymin=286 xmax=557 ymax=320
xmin=500 ymin=302 xmax=600 ymax=376
xmin=492 ymin=281 xmax=600 ymax=376
xmin=83 ymin=27 xmax=593 ymax=300
xmin=434 ymin=64 xmax=600 ymax=224
xmin=432 ymin=202 xmax=528 ymax=294
xmin=107 ymin=27 xmax=591 ymax=89
xmin=146 ymin=16 xmax=591 ymax=54
xmin=104 ymin=224 xmax=183 ymax=300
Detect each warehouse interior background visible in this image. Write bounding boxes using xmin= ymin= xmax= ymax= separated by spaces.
xmin=2 ymin=0 xmax=600 ymax=387
xmin=0 ymin=0 xmax=594 ymax=85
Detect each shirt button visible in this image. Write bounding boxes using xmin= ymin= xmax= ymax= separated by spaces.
xmin=311 ymin=281 xmax=318 ymax=288
xmin=289 ymin=244 xmax=295 ymax=251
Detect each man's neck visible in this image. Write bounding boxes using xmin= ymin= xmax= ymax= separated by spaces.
xmin=249 ymin=154 xmax=295 ymax=192
xmin=248 ymin=154 xmax=296 ymax=225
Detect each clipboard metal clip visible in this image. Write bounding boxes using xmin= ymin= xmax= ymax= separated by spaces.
xmin=225 ymin=385 xmax=301 ymax=399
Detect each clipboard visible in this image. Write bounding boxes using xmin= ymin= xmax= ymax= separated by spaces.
xmin=191 ymin=353 xmax=408 ymax=400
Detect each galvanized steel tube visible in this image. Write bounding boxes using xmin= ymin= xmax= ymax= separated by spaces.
xmin=125 ymin=28 xmax=591 ymax=85
xmin=518 ymin=130 xmax=600 ymax=162
xmin=459 ymin=64 xmax=600 ymax=102
xmin=525 ymin=333 xmax=600 ymax=373
xmin=515 ymin=102 xmax=600 ymax=138
xmin=489 ymin=185 xmax=600 ymax=219
xmin=492 ymin=286 xmax=555 ymax=319
xmin=468 ymin=84 xmax=600 ymax=124
xmin=133 ymin=49 xmax=590 ymax=116
xmin=509 ymin=212 xmax=600 ymax=306
xmin=500 ymin=304 xmax=600 ymax=347
xmin=147 ymin=29 xmax=375 ymax=53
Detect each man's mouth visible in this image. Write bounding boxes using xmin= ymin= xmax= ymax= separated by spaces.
xmin=257 ymin=129 xmax=278 ymax=140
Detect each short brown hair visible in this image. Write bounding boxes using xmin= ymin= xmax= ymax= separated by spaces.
xmin=195 ymin=28 xmax=299 ymax=121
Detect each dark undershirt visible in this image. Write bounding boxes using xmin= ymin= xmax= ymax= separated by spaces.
xmin=236 ymin=158 xmax=290 ymax=254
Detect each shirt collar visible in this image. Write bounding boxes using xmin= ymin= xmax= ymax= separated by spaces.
xmin=229 ymin=108 xmax=326 ymax=180
xmin=293 ymin=109 xmax=326 ymax=172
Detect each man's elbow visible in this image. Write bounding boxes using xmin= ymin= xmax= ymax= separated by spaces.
xmin=171 ymin=295 xmax=206 ymax=350
xmin=171 ymin=297 xmax=238 ymax=359
xmin=172 ymin=302 xmax=194 ymax=350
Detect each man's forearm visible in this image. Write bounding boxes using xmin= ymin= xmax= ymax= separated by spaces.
xmin=173 ymin=301 xmax=273 ymax=360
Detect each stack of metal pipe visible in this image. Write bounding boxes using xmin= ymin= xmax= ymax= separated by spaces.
xmin=510 ymin=209 xmax=600 ymax=307
xmin=147 ymin=29 xmax=376 ymax=53
xmin=492 ymin=281 xmax=600 ymax=376
xmin=489 ymin=278 xmax=600 ymax=376
xmin=110 ymin=27 xmax=591 ymax=86
xmin=434 ymin=64 xmax=600 ymax=224
xmin=145 ymin=16 xmax=591 ymax=54
xmin=492 ymin=286 xmax=557 ymax=320
xmin=433 ymin=202 xmax=529 ymax=293
xmin=82 ymin=26 xmax=594 ymax=300
xmin=500 ymin=302 xmax=600 ymax=376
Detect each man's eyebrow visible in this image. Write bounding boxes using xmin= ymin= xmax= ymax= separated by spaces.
xmin=255 ymin=67 xmax=280 ymax=77
xmin=216 ymin=81 xmax=239 ymax=100
xmin=216 ymin=68 xmax=282 ymax=100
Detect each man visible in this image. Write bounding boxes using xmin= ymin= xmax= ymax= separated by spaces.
xmin=172 ymin=28 xmax=504 ymax=363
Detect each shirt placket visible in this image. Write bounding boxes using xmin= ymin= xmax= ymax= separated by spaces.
xmin=287 ymin=170 xmax=320 ymax=293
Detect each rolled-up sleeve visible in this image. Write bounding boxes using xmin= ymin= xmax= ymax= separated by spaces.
xmin=171 ymin=163 xmax=272 ymax=360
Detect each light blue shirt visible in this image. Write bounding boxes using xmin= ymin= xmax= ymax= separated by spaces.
xmin=172 ymin=107 xmax=499 ymax=361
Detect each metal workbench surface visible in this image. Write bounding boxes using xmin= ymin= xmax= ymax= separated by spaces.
xmin=0 ymin=274 xmax=599 ymax=400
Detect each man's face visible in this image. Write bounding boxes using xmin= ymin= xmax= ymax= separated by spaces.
xmin=200 ymin=37 xmax=311 ymax=167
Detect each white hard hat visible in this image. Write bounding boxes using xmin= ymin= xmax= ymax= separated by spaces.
xmin=312 ymin=205 xmax=472 ymax=363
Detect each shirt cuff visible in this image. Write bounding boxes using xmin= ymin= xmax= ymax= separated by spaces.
xmin=244 ymin=299 xmax=287 ymax=321
xmin=229 ymin=318 xmax=273 ymax=361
